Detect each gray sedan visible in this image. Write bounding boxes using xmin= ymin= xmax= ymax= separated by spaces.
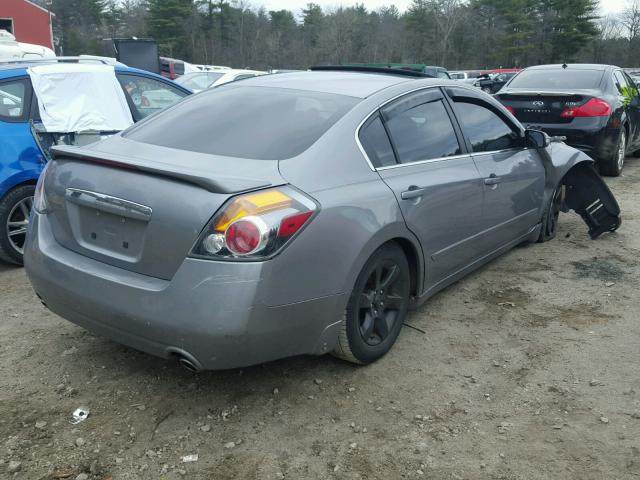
xmin=24 ymin=70 xmax=620 ymax=371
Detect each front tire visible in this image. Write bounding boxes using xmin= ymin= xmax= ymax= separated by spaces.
xmin=600 ymin=129 xmax=626 ymax=177
xmin=0 ymin=185 xmax=35 ymax=266
xmin=537 ymin=184 xmax=562 ymax=243
xmin=333 ymin=243 xmax=410 ymax=365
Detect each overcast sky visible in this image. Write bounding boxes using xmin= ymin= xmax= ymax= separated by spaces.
xmin=258 ymin=0 xmax=629 ymax=16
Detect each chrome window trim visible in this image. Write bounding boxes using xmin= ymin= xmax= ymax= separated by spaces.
xmin=468 ymin=147 xmax=524 ymax=158
xmin=355 ymin=83 xmax=523 ymax=171
xmin=376 ymin=152 xmax=473 ymax=171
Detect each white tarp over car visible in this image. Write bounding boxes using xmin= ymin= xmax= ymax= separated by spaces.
xmin=28 ymin=64 xmax=134 ymax=132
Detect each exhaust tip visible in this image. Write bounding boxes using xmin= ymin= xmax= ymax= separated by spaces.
xmin=178 ymin=356 xmax=200 ymax=373
xmin=166 ymin=347 xmax=203 ymax=373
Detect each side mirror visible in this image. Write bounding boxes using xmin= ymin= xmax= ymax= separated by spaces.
xmin=525 ymin=129 xmax=550 ymax=149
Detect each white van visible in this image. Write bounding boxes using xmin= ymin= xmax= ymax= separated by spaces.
xmin=0 ymin=30 xmax=55 ymax=61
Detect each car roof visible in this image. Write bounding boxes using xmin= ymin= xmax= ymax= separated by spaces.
xmin=0 ymin=65 xmax=28 ymax=78
xmin=525 ymin=64 xmax=617 ymax=72
xmin=0 ymin=63 xmax=189 ymax=91
xmin=239 ymin=71 xmax=440 ymax=98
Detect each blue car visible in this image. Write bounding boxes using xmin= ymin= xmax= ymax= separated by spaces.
xmin=0 ymin=59 xmax=191 ymax=265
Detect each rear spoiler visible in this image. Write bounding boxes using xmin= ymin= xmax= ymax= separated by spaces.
xmin=498 ymin=90 xmax=597 ymax=97
xmin=51 ymin=145 xmax=273 ymax=194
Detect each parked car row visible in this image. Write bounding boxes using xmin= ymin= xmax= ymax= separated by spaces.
xmin=175 ymin=68 xmax=267 ymax=92
xmin=10 ymin=64 xmax=620 ymax=371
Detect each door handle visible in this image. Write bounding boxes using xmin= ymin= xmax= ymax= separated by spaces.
xmin=401 ymin=186 xmax=426 ymax=200
xmin=484 ymin=174 xmax=502 ymax=186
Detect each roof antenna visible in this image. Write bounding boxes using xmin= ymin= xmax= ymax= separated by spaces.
xmin=562 ymin=63 xmax=568 ymax=69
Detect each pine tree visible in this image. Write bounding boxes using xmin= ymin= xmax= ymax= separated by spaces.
xmin=147 ymin=0 xmax=193 ymax=58
xmin=549 ymin=0 xmax=599 ymax=62
xmin=50 ymin=0 xmax=106 ymax=55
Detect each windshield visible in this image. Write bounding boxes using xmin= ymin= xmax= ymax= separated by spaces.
xmin=176 ymin=72 xmax=224 ymax=90
xmin=508 ymin=69 xmax=604 ymax=90
xmin=124 ymin=85 xmax=360 ymax=160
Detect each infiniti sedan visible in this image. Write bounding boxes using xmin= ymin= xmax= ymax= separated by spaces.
xmin=25 ymin=70 xmax=620 ymax=371
xmin=496 ymin=64 xmax=640 ymax=176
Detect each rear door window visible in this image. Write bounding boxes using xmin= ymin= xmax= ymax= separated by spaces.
xmin=117 ymin=73 xmax=188 ymax=119
xmin=0 ymin=78 xmax=28 ymax=121
xmin=382 ymin=90 xmax=462 ymax=163
xmin=452 ymin=100 xmax=522 ymax=152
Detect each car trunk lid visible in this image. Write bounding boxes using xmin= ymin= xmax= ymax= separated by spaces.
xmin=497 ymin=89 xmax=600 ymax=125
xmin=43 ymin=138 xmax=285 ymax=279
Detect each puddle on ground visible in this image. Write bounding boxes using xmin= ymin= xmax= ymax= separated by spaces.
xmin=571 ymin=258 xmax=625 ymax=281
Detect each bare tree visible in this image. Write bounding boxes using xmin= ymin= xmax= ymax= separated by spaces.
xmin=620 ymin=0 xmax=640 ymax=64
xmin=430 ymin=0 xmax=463 ymax=66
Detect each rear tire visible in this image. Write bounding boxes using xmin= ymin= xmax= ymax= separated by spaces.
xmin=537 ymin=185 xmax=562 ymax=243
xmin=599 ymin=129 xmax=626 ymax=177
xmin=0 ymin=185 xmax=35 ymax=266
xmin=332 ymin=243 xmax=410 ymax=365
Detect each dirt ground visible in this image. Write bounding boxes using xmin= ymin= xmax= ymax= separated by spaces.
xmin=1 ymin=160 xmax=640 ymax=480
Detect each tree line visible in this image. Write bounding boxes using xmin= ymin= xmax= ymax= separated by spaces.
xmin=34 ymin=0 xmax=640 ymax=70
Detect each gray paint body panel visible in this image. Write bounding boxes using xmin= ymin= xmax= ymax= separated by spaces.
xmin=24 ymin=74 xmax=617 ymax=370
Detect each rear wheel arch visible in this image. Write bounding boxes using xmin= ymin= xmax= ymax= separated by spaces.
xmin=0 ymin=178 xmax=38 ymax=204
xmin=388 ymin=237 xmax=421 ymax=299
xmin=340 ymin=227 xmax=425 ymax=311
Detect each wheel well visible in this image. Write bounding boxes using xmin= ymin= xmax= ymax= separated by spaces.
xmin=1 ymin=180 xmax=37 ymax=201
xmin=387 ymin=237 xmax=420 ymax=298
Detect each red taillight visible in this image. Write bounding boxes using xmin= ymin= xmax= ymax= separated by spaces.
xmin=225 ymin=217 xmax=265 ymax=255
xmin=191 ymin=186 xmax=318 ymax=260
xmin=560 ymin=98 xmax=611 ymax=118
xmin=505 ymin=106 xmax=515 ymax=114
xmin=278 ymin=211 xmax=313 ymax=237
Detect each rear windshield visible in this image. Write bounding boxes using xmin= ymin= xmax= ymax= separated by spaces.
xmin=124 ymin=85 xmax=359 ymax=160
xmin=508 ymin=69 xmax=604 ymax=90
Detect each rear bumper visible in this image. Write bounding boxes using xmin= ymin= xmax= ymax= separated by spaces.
xmin=522 ymin=119 xmax=619 ymax=161
xmin=25 ymin=212 xmax=347 ymax=370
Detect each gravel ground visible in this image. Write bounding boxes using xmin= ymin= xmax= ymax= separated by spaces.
xmin=1 ymin=159 xmax=639 ymax=480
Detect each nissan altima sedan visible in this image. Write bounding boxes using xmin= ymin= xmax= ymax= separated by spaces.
xmin=24 ymin=69 xmax=621 ymax=371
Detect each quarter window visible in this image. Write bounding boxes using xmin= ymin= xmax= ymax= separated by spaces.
xmin=0 ymin=79 xmax=27 ymax=120
xmin=614 ymin=71 xmax=628 ymax=93
xmin=359 ymin=115 xmax=396 ymax=167
xmin=453 ymin=101 xmax=521 ymax=152
xmin=385 ymin=99 xmax=461 ymax=163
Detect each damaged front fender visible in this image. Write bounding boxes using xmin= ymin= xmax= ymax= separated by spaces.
xmin=562 ymin=162 xmax=621 ymax=239
xmin=538 ymin=140 xmax=621 ymax=239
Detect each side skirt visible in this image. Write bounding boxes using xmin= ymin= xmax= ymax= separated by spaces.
xmin=410 ymin=224 xmax=541 ymax=309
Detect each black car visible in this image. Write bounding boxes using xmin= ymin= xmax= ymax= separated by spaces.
xmin=496 ymin=64 xmax=640 ymax=176
xmin=474 ymin=72 xmax=518 ymax=94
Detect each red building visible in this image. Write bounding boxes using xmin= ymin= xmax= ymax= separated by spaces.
xmin=0 ymin=0 xmax=54 ymax=49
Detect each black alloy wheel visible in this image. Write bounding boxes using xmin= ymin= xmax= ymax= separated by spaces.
xmin=333 ymin=243 xmax=410 ymax=364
